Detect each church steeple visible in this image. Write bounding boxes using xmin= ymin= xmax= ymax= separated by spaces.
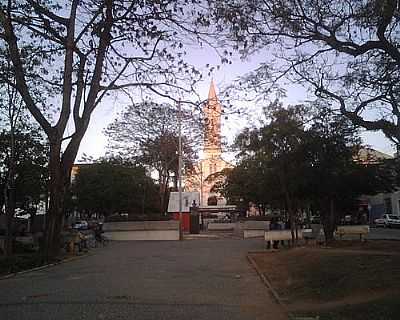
xmin=208 ymin=79 xmax=217 ymax=101
xmin=204 ymin=80 xmax=222 ymax=155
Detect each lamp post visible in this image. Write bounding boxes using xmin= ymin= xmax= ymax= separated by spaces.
xmin=178 ymin=100 xmax=183 ymax=238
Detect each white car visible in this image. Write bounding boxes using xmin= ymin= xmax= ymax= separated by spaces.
xmin=374 ymin=214 xmax=400 ymax=228
xmin=72 ymin=220 xmax=89 ymax=230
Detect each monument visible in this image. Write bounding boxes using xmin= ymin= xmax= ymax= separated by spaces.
xmin=185 ymin=80 xmax=232 ymax=206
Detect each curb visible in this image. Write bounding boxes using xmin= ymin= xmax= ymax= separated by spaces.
xmin=247 ymin=254 xmax=287 ymax=310
xmin=247 ymin=253 xmax=321 ymax=320
xmin=0 ymin=252 xmax=93 ymax=281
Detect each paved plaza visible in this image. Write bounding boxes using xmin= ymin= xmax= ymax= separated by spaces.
xmin=0 ymin=239 xmax=287 ymax=320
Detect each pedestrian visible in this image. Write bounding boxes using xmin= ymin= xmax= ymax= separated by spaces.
xmin=267 ymin=217 xmax=280 ymax=249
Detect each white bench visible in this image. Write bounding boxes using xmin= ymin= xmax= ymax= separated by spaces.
xmin=264 ymin=230 xmax=303 ymax=248
xmin=264 ymin=229 xmax=304 ymax=241
xmin=335 ymin=225 xmax=370 ymax=241
xmin=243 ymin=221 xmax=270 ymax=239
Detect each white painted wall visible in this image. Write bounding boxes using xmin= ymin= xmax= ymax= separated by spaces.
xmin=104 ymin=230 xmax=180 ymax=241
xmin=103 ymin=221 xmax=180 ymax=241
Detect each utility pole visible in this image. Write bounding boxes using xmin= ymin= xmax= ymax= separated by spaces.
xmin=178 ymin=100 xmax=183 ymax=239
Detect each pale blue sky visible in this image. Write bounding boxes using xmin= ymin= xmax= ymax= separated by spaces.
xmin=77 ymin=46 xmax=396 ymax=161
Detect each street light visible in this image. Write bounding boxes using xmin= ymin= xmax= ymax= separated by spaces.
xmin=178 ymin=100 xmax=183 ymax=239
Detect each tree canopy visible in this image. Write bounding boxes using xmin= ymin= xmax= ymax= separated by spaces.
xmin=105 ymin=101 xmax=200 ymax=213
xmin=72 ymin=160 xmax=158 ymax=218
xmin=0 ymin=0 xmax=210 ymax=257
xmin=218 ymin=101 xmax=395 ymax=242
xmin=210 ymin=0 xmax=400 ymax=148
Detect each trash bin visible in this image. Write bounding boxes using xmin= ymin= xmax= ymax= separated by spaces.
xmin=190 ymin=214 xmax=200 ymax=234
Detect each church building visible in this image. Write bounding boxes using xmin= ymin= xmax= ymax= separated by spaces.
xmin=185 ymin=80 xmax=232 ymax=206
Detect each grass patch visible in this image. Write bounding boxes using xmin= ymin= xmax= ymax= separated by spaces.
xmin=294 ymin=295 xmax=400 ymax=320
xmin=0 ymin=254 xmax=46 ymax=276
xmin=250 ymin=241 xmax=400 ymax=320
xmin=293 ymin=253 xmax=400 ymax=301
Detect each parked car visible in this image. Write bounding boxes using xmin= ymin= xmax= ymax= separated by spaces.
xmin=310 ymin=215 xmax=320 ymax=224
xmin=72 ymin=220 xmax=89 ymax=230
xmin=374 ymin=214 xmax=400 ymax=228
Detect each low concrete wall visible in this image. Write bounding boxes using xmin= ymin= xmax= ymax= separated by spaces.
xmin=243 ymin=221 xmax=270 ymax=239
xmin=207 ymin=223 xmax=235 ymax=231
xmin=103 ymin=221 xmax=180 ymax=241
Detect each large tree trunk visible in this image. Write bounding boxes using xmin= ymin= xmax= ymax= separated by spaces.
xmin=4 ymin=124 xmax=16 ymax=257
xmin=283 ymin=188 xmax=297 ymax=247
xmin=4 ymin=182 xmax=15 ymax=257
xmin=42 ymin=141 xmax=73 ymax=260
xmin=322 ymin=198 xmax=336 ymax=245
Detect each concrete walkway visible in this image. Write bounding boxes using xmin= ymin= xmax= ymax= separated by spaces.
xmin=0 ymin=239 xmax=287 ymax=320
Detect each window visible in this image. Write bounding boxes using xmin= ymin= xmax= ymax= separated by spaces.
xmin=384 ymin=198 xmax=392 ymax=214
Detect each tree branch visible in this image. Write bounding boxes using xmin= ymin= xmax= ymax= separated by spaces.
xmin=0 ymin=8 xmax=51 ymax=134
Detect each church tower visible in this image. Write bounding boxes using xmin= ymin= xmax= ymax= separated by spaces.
xmin=204 ymin=79 xmax=222 ymax=157
xmin=184 ymin=80 xmax=232 ymax=206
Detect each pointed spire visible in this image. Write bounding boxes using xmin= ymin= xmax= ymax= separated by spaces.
xmin=208 ymin=78 xmax=218 ymax=101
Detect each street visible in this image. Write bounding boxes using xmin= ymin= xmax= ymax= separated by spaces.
xmin=0 ymin=239 xmax=287 ymax=320
xmin=368 ymin=226 xmax=400 ymax=240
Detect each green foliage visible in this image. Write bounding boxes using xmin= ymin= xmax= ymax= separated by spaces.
xmin=221 ymin=102 xmax=311 ymax=210
xmin=72 ymin=161 xmax=159 ymax=217
xmin=220 ymin=101 xmax=395 ymax=236
xmin=210 ymin=0 xmax=400 ymax=146
xmin=105 ymin=101 xmax=200 ymax=214
xmin=0 ymin=129 xmax=48 ymax=212
xmin=105 ymin=101 xmax=200 ymax=177
xmin=0 ymin=0 xmax=210 ymax=256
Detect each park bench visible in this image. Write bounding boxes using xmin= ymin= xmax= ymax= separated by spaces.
xmin=335 ymin=225 xmax=370 ymax=241
xmin=264 ymin=229 xmax=303 ymax=249
xmin=243 ymin=221 xmax=270 ymax=239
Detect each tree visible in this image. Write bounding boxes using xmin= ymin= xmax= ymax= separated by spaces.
xmin=105 ymin=102 xmax=200 ymax=214
xmin=210 ymin=0 xmax=400 ymax=148
xmin=72 ymin=161 xmax=158 ymax=218
xmin=218 ymin=102 xmax=311 ymax=243
xmin=0 ymin=78 xmax=21 ymax=256
xmin=220 ymin=101 xmax=395 ymax=243
xmin=0 ymin=73 xmax=48 ymax=255
xmin=0 ymin=129 xmax=48 ymax=253
xmin=0 ymin=1 xmax=206 ymax=258
xmin=303 ymin=105 xmax=395 ymax=243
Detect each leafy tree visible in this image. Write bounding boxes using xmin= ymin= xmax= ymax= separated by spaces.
xmin=0 ymin=75 xmax=48 ymax=255
xmin=217 ymin=103 xmax=311 ymax=242
xmin=0 ymin=1 xmax=207 ymax=258
xmin=219 ymin=101 xmax=395 ymax=243
xmin=210 ymin=0 xmax=400 ymax=148
xmin=72 ymin=161 xmax=158 ymax=218
xmin=0 ymin=78 xmax=21 ymax=256
xmin=303 ymin=105 xmax=395 ymax=242
xmin=0 ymin=129 xmax=48 ymax=251
xmin=105 ymin=102 xmax=200 ymax=213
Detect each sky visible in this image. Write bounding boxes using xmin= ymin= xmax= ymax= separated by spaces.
xmin=76 ymin=46 xmax=397 ymax=162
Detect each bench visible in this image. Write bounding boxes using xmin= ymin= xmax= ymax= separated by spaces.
xmin=264 ymin=230 xmax=303 ymax=249
xmin=243 ymin=221 xmax=270 ymax=239
xmin=336 ymin=225 xmax=370 ymax=241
